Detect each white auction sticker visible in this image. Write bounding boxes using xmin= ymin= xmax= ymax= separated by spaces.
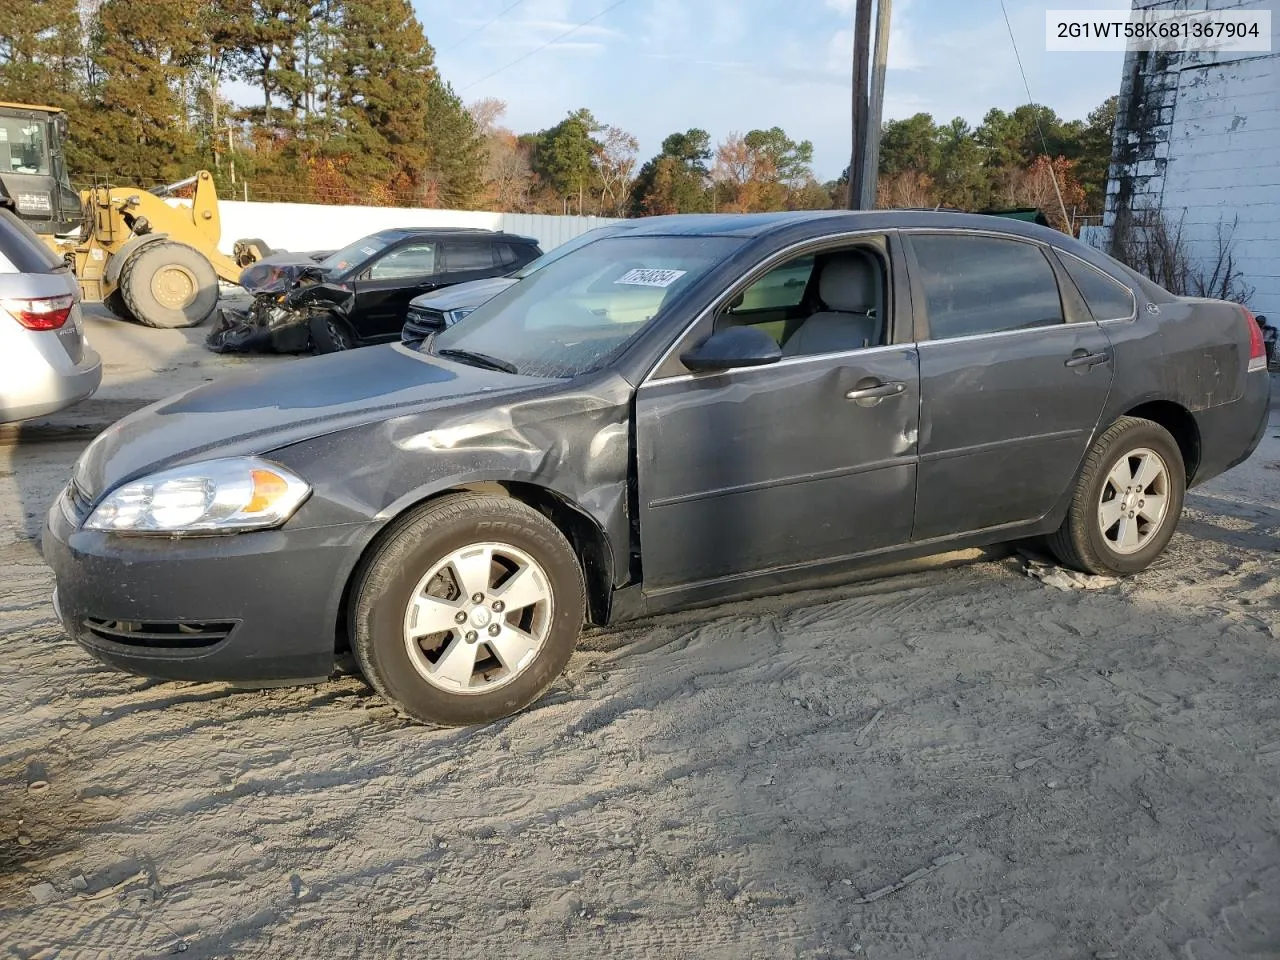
xmin=1047 ymin=9 xmax=1271 ymax=53
xmin=615 ymin=268 xmax=687 ymax=288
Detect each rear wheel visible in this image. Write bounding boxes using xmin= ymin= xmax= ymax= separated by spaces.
xmin=350 ymin=494 xmax=586 ymax=726
xmin=103 ymin=289 xmax=135 ymax=322
xmin=119 ymin=241 xmax=220 ymax=329
xmin=1047 ymin=416 xmax=1185 ymax=576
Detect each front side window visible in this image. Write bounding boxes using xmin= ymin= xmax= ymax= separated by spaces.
xmin=0 ymin=117 xmax=50 ymax=175
xmin=369 ymin=243 xmax=436 ymax=280
xmin=736 ymin=256 xmax=815 ymax=312
xmin=1060 ymin=253 xmax=1137 ymax=321
xmin=913 ymin=234 xmax=1064 ymax=340
xmin=430 ymin=235 xmax=743 ymax=378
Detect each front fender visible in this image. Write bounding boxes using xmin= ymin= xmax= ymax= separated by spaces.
xmin=266 ymin=370 xmax=636 ymax=591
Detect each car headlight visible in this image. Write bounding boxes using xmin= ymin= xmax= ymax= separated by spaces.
xmin=447 ymin=308 xmax=475 ymax=325
xmin=84 ymin=457 xmax=311 ymax=534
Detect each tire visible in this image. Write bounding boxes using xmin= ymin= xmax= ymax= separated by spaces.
xmin=118 ymin=241 xmax=220 ymax=329
xmin=1047 ymin=416 xmax=1186 ymax=576
xmin=102 ymin=289 xmax=135 ymax=322
xmin=350 ymin=493 xmax=587 ymax=726
xmin=309 ymin=313 xmax=356 ymax=353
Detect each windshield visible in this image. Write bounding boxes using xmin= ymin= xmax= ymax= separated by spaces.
xmin=0 ymin=116 xmax=51 ymax=176
xmin=509 ymin=226 xmax=625 ymax=280
xmin=429 ymin=235 xmax=742 ymax=378
xmin=318 ymin=235 xmax=389 ymax=274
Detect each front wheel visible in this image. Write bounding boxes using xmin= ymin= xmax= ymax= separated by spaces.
xmin=309 ymin=313 xmax=355 ymax=353
xmin=1047 ymin=416 xmax=1186 ymax=576
xmin=118 ymin=241 xmax=220 ymax=328
xmin=350 ymin=494 xmax=587 ymax=726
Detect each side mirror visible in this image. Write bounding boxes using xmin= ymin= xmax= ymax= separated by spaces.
xmin=680 ymin=325 xmax=782 ymax=373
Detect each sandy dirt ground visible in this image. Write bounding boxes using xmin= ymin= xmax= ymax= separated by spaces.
xmin=0 ymin=317 xmax=1277 ymax=959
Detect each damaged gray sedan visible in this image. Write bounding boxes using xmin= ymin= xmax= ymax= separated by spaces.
xmin=46 ymin=211 xmax=1271 ymax=727
xmin=208 ymin=227 xmax=540 ymax=355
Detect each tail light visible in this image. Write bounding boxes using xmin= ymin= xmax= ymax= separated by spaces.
xmin=1243 ymin=307 xmax=1267 ymax=373
xmin=3 ymin=294 xmax=75 ymax=331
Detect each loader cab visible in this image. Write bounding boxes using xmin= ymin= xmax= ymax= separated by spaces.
xmin=0 ymin=103 xmax=81 ymax=236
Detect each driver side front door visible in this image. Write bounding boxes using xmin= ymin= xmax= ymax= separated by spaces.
xmin=351 ymin=242 xmax=442 ymax=340
xmin=634 ymin=235 xmax=921 ymax=596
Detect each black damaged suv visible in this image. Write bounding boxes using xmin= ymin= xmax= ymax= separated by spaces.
xmin=224 ymin=227 xmax=542 ymax=354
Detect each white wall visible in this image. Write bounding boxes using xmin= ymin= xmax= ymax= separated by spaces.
xmin=214 ymin=201 xmax=624 ymax=257
xmin=1105 ymin=0 xmax=1280 ymax=318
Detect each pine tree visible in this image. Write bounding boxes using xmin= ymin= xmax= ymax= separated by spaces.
xmin=91 ymin=0 xmax=203 ymax=183
xmin=330 ymin=0 xmax=433 ymax=200
xmin=424 ymin=77 xmax=483 ymax=208
xmin=0 ymin=0 xmax=83 ymax=104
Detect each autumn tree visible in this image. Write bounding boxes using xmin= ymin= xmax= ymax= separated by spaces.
xmin=595 ymin=125 xmax=638 ymax=216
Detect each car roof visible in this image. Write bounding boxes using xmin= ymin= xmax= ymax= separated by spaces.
xmin=611 ymin=209 xmax=1072 ymax=244
xmin=369 ymin=227 xmax=540 ymax=244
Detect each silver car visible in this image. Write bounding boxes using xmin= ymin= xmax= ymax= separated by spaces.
xmin=0 ymin=207 xmax=100 ymax=423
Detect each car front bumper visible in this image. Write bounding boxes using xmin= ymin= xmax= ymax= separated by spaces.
xmin=43 ymin=491 xmax=376 ymax=684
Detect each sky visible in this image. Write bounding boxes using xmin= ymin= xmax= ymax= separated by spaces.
xmin=419 ymin=0 xmax=1131 ymax=181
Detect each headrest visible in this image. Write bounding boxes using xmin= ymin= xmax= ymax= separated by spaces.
xmin=818 ymin=254 xmax=878 ymax=314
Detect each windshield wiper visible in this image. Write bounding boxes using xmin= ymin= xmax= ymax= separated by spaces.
xmin=437 ymin=348 xmax=519 ymax=374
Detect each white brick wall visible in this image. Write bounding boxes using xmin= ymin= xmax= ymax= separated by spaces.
xmin=1104 ymin=0 xmax=1280 ymax=319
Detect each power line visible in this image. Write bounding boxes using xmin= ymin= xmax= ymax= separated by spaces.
xmin=440 ymin=0 xmax=528 ymax=55
xmin=459 ymin=0 xmax=631 ymax=93
xmin=998 ymin=0 xmax=1071 ymax=232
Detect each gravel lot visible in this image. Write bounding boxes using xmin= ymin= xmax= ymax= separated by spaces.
xmin=1 ymin=317 xmax=1277 ymax=959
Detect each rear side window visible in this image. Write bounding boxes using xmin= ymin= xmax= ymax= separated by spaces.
xmin=1060 ymin=253 xmax=1136 ymax=321
xmin=912 ymin=234 xmax=1064 ymax=340
xmin=445 ymin=242 xmax=496 ymax=271
xmin=0 ymin=208 xmax=65 ymax=274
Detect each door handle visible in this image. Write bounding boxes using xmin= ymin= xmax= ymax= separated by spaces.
xmin=845 ymin=380 xmax=906 ymax=402
xmin=1065 ymin=350 xmax=1110 ymax=369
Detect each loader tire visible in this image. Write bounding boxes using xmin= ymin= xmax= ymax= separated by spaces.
xmin=119 ymin=241 xmax=220 ymax=329
xmin=103 ymin=290 xmax=135 ymax=323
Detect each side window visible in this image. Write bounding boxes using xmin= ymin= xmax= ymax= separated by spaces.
xmin=736 ymin=256 xmax=815 ymax=312
xmin=912 ymin=235 xmax=1064 ymax=340
xmin=714 ymin=247 xmax=886 ymax=358
xmin=368 ymin=243 xmax=436 ymax=280
xmin=495 ymin=243 xmax=520 ymax=267
xmin=445 ymin=242 xmax=496 ymax=272
xmin=1060 ymin=253 xmax=1136 ymax=321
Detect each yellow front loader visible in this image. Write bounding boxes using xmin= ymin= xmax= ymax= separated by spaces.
xmin=69 ymin=171 xmax=267 ymax=329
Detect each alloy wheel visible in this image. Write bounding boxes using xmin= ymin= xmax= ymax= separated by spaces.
xmin=402 ymin=542 xmax=553 ymax=694
xmin=1097 ymin=447 xmax=1171 ymax=555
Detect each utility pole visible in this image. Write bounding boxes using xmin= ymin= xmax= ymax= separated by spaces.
xmin=860 ymin=0 xmax=892 ymax=210
xmin=847 ymin=0 xmax=873 ymax=209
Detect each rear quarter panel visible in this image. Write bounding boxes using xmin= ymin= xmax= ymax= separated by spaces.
xmin=1099 ymin=294 xmax=1266 ymax=484
xmin=1104 ymin=298 xmax=1245 ymax=414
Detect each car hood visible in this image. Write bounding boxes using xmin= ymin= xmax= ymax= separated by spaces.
xmin=239 ymin=254 xmax=334 ymax=294
xmin=410 ymin=276 xmax=517 ymax=311
xmin=72 ymin=345 xmax=552 ymax=500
